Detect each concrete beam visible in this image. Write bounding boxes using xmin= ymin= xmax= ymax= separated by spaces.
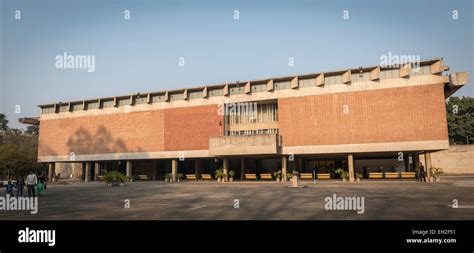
xmin=291 ymin=76 xmax=299 ymax=89
xmin=223 ymin=84 xmax=229 ymax=96
xmin=399 ymin=64 xmax=411 ymax=78
xmin=342 ymin=70 xmax=351 ymax=84
xmin=244 ymin=82 xmax=251 ymax=94
xmin=183 ymin=89 xmax=188 ymax=100
xmin=370 ymin=67 xmax=380 ymax=81
xmin=315 ymin=73 xmax=324 ymax=86
xmin=267 ymin=79 xmax=274 ymax=91
xmin=202 ymin=86 xmax=208 ymax=98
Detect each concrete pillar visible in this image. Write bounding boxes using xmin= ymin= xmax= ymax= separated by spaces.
xmin=412 ymin=152 xmax=420 ymax=171
xmin=172 ymin=159 xmax=178 ymax=182
xmin=404 ymin=154 xmax=410 ymax=172
xmin=194 ymin=160 xmax=200 ymax=178
xmin=223 ymin=158 xmax=229 ymax=182
xmin=240 ymin=159 xmax=245 ymax=180
xmin=425 ymin=152 xmax=432 ymax=179
xmin=94 ymin=162 xmax=100 ymax=181
xmin=85 ymin=162 xmax=91 ymax=182
xmin=126 ymin=161 xmax=132 ymax=178
xmin=348 ymin=154 xmax=355 ymax=182
xmin=281 ymin=156 xmax=287 ymax=182
xmin=48 ymin=163 xmax=55 ymax=182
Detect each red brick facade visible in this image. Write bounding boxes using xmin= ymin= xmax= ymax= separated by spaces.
xmin=38 ymin=105 xmax=224 ymax=156
xmin=278 ymin=83 xmax=448 ymax=147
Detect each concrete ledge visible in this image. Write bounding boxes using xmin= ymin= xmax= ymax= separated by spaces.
xmin=282 ymin=140 xmax=449 ymax=155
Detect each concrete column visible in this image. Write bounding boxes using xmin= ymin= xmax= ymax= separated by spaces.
xmin=48 ymin=163 xmax=55 ymax=182
xmin=126 ymin=161 xmax=132 ymax=178
xmin=223 ymin=158 xmax=229 ymax=182
xmin=85 ymin=162 xmax=91 ymax=182
xmin=194 ymin=160 xmax=200 ymax=179
xmin=94 ymin=162 xmax=100 ymax=181
xmin=240 ymin=159 xmax=245 ymax=180
xmin=172 ymin=159 xmax=178 ymax=182
xmin=404 ymin=154 xmax=410 ymax=172
xmin=348 ymin=154 xmax=355 ymax=182
xmin=412 ymin=153 xmax=420 ymax=171
xmin=425 ymin=152 xmax=432 ymax=179
xmin=281 ymin=156 xmax=287 ymax=182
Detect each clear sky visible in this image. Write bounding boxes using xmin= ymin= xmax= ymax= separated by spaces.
xmin=1 ymin=0 xmax=473 ymax=129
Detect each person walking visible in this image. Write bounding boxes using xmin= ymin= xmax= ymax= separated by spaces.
xmin=6 ymin=179 xmax=15 ymax=196
xmin=16 ymin=176 xmax=25 ymax=197
xmin=26 ymin=171 xmax=38 ymax=197
xmin=419 ymin=162 xmax=426 ymax=182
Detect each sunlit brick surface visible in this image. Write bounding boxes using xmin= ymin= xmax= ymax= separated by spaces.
xmin=278 ymin=83 xmax=448 ymax=146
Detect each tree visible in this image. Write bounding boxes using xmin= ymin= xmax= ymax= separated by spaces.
xmin=25 ymin=125 xmax=39 ymax=135
xmin=0 ymin=113 xmax=8 ymax=131
xmin=446 ymin=96 xmax=474 ymax=145
xmin=0 ymin=115 xmax=44 ymax=178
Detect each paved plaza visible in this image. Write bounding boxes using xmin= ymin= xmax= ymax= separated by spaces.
xmin=2 ymin=175 xmax=474 ymax=220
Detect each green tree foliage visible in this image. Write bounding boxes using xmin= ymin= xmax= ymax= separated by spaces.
xmin=446 ymin=96 xmax=474 ymax=145
xmin=0 ymin=114 xmax=44 ymax=178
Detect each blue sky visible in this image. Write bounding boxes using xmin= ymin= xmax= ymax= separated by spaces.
xmin=1 ymin=0 xmax=473 ymax=128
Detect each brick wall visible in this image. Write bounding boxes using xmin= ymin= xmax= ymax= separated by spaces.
xmin=278 ymin=83 xmax=448 ymax=146
xmin=164 ymin=104 xmax=224 ymax=151
xmin=38 ymin=104 xmax=224 ymax=156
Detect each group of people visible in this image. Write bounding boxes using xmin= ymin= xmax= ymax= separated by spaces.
xmin=5 ymin=171 xmax=47 ymax=197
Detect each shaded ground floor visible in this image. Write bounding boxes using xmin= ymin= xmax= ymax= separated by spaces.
xmin=2 ymin=175 xmax=473 ymax=220
xmin=49 ymin=151 xmax=434 ymax=182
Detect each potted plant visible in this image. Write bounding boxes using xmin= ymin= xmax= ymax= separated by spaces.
xmin=117 ymin=173 xmax=126 ymax=186
xmin=176 ymin=173 xmax=183 ymax=182
xmin=431 ymin=167 xmax=444 ymax=182
xmin=341 ymin=171 xmax=349 ymax=182
xmin=286 ymin=171 xmax=293 ymax=181
xmin=334 ymin=168 xmax=344 ymax=180
xmin=104 ymin=171 xmax=114 ymax=187
xmin=228 ymin=170 xmax=235 ymax=182
xmin=131 ymin=174 xmax=140 ymax=182
xmin=356 ymin=173 xmax=363 ymax=182
xmin=214 ymin=169 xmax=223 ymax=182
xmin=164 ymin=173 xmax=172 ymax=182
xmin=273 ymin=170 xmax=282 ymax=182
